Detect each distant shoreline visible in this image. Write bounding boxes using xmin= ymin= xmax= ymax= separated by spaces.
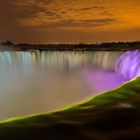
xmin=1 ymin=41 xmax=140 ymax=51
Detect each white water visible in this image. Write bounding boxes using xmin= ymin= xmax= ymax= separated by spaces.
xmin=0 ymin=51 xmax=127 ymax=121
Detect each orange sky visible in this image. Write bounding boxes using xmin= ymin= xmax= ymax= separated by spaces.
xmin=0 ymin=0 xmax=140 ymax=43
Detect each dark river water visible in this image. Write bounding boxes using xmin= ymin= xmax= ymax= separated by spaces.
xmin=0 ymin=50 xmax=139 ymax=121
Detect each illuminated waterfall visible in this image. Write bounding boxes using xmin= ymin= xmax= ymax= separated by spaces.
xmin=115 ymin=50 xmax=140 ymax=80
xmin=0 ymin=50 xmax=139 ymax=121
xmin=0 ymin=50 xmax=139 ymax=80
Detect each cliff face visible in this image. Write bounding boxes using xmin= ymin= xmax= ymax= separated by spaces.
xmin=0 ymin=77 xmax=140 ymax=139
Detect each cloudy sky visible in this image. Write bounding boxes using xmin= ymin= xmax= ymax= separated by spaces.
xmin=0 ymin=0 xmax=140 ymax=43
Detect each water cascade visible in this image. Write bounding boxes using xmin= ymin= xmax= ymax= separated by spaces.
xmin=0 ymin=51 xmax=139 ymax=80
xmin=0 ymin=50 xmax=139 ymax=120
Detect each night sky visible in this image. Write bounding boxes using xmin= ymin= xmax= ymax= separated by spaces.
xmin=0 ymin=0 xmax=140 ymax=43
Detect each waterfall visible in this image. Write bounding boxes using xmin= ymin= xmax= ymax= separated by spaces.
xmin=0 ymin=50 xmax=139 ymax=80
xmin=115 ymin=50 xmax=140 ymax=80
xmin=0 ymin=50 xmax=139 ymax=121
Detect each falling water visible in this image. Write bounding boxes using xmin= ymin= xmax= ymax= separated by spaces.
xmin=116 ymin=50 xmax=140 ymax=80
xmin=0 ymin=50 xmax=139 ymax=121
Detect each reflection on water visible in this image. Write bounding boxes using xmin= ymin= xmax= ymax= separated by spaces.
xmin=0 ymin=50 xmax=138 ymax=121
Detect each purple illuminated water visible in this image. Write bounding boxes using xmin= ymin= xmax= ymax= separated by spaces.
xmin=84 ymin=50 xmax=140 ymax=93
xmin=0 ymin=50 xmax=139 ymax=120
xmin=83 ymin=68 xmax=125 ymax=94
xmin=116 ymin=50 xmax=140 ymax=80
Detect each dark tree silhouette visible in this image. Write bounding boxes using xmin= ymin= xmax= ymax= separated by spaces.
xmin=1 ymin=40 xmax=14 ymax=46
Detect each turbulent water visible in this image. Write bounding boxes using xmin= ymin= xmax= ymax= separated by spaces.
xmin=0 ymin=50 xmax=139 ymax=121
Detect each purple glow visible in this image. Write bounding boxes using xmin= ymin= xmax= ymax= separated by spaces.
xmin=116 ymin=50 xmax=140 ymax=80
xmin=82 ymin=68 xmax=125 ymax=94
xmin=83 ymin=50 xmax=140 ymax=94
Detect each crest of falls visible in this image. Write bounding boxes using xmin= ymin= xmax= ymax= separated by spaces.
xmin=0 ymin=50 xmax=139 ymax=121
xmin=0 ymin=50 xmax=139 ymax=80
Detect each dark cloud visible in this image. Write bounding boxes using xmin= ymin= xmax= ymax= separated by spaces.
xmin=39 ymin=18 xmax=117 ymax=28
xmin=14 ymin=0 xmax=55 ymax=17
xmin=15 ymin=0 xmax=115 ymax=28
xmin=100 ymin=10 xmax=114 ymax=17
xmin=79 ymin=6 xmax=105 ymax=11
xmin=45 ymin=11 xmax=58 ymax=16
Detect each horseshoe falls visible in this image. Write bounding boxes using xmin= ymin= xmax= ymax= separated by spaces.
xmin=0 ymin=50 xmax=139 ymax=121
